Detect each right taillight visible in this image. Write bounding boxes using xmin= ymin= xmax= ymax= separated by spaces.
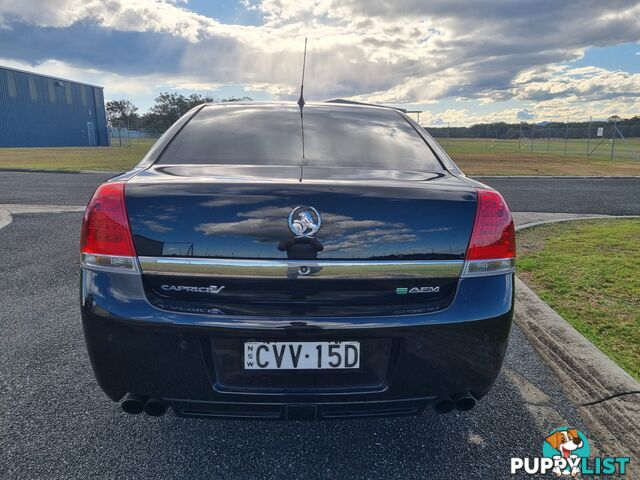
xmin=463 ymin=189 xmax=516 ymax=277
xmin=80 ymin=182 xmax=138 ymax=273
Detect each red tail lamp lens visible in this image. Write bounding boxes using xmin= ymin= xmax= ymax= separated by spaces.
xmin=466 ymin=189 xmax=515 ymax=260
xmin=80 ymin=182 xmax=135 ymax=256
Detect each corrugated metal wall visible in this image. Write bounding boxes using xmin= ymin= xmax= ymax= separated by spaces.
xmin=0 ymin=66 xmax=109 ymax=147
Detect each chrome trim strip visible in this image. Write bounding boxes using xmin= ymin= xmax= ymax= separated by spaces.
xmin=138 ymin=256 xmax=464 ymax=279
xmin=461 ymin=258 xmax=515 ymax=278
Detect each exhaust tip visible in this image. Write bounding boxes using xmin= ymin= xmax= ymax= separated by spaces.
xmin=453 ymin=393 xmax=477 ymax=411
xmin=121 ymin=394 xmax=146 ymax=414
xmin=144 ymin=398 xmax=168 ymax=417
xmin=433 ymin=397 xmax=455 ymax=414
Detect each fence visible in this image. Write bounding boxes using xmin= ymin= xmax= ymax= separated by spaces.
xmin=108 ymin=127 xmax=161 ymax=147
xmin=424 ymin=120 xmax=640 ymax=161
xmin=106 ymin=118 xmax=639 ymax=162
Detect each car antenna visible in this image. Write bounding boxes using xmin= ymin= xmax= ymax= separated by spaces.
xmin=298 ymin=37 xmax=307 ymax=182
xmin=297 ymin=37 xmax=307 ymax=109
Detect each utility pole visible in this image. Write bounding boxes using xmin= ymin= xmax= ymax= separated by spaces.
xmin=518 ymin=123 xmax=522 ymax=151
xmin=547 ymin=122 xmax=551 ymax=152
xmin=485 ymin=124 xmax=489 ymax=152
xmin=530 ymin=123 xmax=535 ymax=152
xmin=611 ymin=117 xmax=617 ymax=160
xmin=564 ymin=118 xmax=569 ymax=154
xmin=586 ymin=116 xmax=592 ymax=157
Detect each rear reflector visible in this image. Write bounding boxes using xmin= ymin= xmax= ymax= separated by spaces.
xmin=463 ymin=189 xmax=515 ymax=277
xmin=80 ymin=182 xmax=138 ymax=272
xmin=462 ymin=257 xmax=515 ymax=277
xmin=80 ymin=253 xmax=138 ymax=273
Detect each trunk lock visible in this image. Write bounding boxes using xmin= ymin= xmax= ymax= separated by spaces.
xmin=298 ymin=266 xmax=312 ymax=276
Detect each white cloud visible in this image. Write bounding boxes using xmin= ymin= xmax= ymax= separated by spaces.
xmin=0 ymin=0 xmax=638 ymax=122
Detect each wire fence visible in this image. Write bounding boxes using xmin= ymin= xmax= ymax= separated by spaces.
xmin=108 ymin=127 xmax=161 ymax=147
xmin=107 ymin=118 xmax=640 ymax=162
xmin=425 ymin=121 xmax=640 ymax=161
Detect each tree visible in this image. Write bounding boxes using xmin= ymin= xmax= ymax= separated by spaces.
xmin=140 ymin=93 xmax=252 ymax=134
xmin=105 ymin=100 xmax=138 ymax=128
xmin=607 ymin=115 xmax=621 ymax=123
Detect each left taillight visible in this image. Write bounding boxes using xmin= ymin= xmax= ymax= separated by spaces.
xmin=462 ymin=188 xmax=516 ymax=277
xmin=80 ymin=182 xmax=138 ymax=273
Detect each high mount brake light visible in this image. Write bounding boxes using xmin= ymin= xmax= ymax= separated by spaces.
xmin=80 ymin=182 xmax=138 ymax=272
xmin=463 ymin=189 xmax=516 ymax=277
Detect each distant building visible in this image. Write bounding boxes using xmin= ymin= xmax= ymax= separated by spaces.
xmin=0 ymin=65 xmax=109 ymax=147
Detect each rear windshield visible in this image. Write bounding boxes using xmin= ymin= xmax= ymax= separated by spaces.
xmin=157 ymin=104 xmax=443 ymax=171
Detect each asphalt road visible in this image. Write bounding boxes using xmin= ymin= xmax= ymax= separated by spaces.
xmin=0 ymin=171 xmax=639 ymax=214
xmin=1 ymin=211 xmax=591 ymax=479
xmin=479 ymin=177 xmax=640 ymax=215
xmin=1 ymin=171 xmax=636 ymax=478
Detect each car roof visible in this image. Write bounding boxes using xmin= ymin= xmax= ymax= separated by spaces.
xmin=200 ymin=100 xmax=402 ymax=114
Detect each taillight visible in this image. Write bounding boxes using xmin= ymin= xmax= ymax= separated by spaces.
xmin=463 ymin=189 xmax=515 ymax=277
xmin=80 ymin=182 xmax=138 ymax=272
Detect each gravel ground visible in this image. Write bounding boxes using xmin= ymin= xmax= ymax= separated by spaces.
xmin=1 ymin=212 xmax=594 ymax=479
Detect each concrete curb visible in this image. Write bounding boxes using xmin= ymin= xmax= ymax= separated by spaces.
xmin=513 ymin=212 xmax=640 ymax=231
xmin=513 ymin=215 xmax=639 ymax=460
xmin=472 ymin=175 xmax=640 ymax=179
xmin=0 ymin=205 xmax=86 ymax=231
xmin=514 ymin=278 xmax=640 ymax=460
xmin=0 ymin=209 xmax=11 ymax=230
xmin=0 ymin=204 xmax=85 ymax=214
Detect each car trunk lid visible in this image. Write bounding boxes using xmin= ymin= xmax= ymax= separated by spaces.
xmin=125 ymin=165 xmax=476 ymax=316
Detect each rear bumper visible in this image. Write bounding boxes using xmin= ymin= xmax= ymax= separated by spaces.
xmin=81 ymin=269 xmax=514 ymax=419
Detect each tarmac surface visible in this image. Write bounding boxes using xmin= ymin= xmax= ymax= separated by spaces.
xmin=1 ymin=171 xmax=638 ymax=479
xmin=0 ymin=210 xmax=592 ymax=479
xmin=0 ymin=171 xmax=639 ymax=214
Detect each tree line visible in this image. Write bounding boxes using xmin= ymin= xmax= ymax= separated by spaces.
xmin=425 ymin=116 xmax=640 ymax=139
xmin=106 ymin=93 xmax=252 ymax=135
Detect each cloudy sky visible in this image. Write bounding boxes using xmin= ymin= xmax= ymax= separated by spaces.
xmin=0 ymin=0 xmax=638 ymax=125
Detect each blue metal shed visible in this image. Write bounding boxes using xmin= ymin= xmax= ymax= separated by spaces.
xmin=0 ymin=65 xmax=109 ymax=147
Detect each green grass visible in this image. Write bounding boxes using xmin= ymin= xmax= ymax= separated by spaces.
xmin=0 ymin=139 xmax=156 ymax=172
xmin=517 ymin=218 xmax=640 ymax=380
xmin=441 ymin=138 xmax=640 ymax=176
xmin=439 ymin=137 xmax=640 ymax=161
xmin=0 ymin=136 xmax=638 ymax=175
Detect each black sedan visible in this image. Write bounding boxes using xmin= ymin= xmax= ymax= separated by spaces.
xmin=80 ymin=102 xmax=515 ymax=420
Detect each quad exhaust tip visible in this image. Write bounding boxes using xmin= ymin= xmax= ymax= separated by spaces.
xmin=121 ymin=393 xmax=146 ymax=414
xmin=144 ymin=398 xmax=168 ymax=417
xmin=121 ymin=394 xmax=168 ymax=416
xmin=433 ymin=397 xmax=455 ymax=414
xmin=452 ymin=392 xmax=477 ymax=411
xmin=433 ymin=393 xmax=477 ymax=413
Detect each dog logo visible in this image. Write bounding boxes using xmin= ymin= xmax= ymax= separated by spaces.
xmin=511 ymin=426 xmax=630 ymax=476
xmin=288 ymin=206 xmax=321 ymax=237
xmin=543 ymin=428 xmax=589 ymax=477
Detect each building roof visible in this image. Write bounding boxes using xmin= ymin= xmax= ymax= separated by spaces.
xmin=0 ymin=64 xmax=103 ymax=89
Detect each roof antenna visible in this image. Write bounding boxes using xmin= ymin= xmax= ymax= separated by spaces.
xmin=297 ymin=37 xmax=307 ymax=109
xmin=297 ymin=37 xmax=307 ymax=182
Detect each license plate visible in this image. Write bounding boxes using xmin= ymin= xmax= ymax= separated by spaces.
xmin=244 ymin=341 xmax=360 ymax=370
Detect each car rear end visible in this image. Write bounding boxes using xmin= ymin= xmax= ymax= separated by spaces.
xmin=80 ymin=103 xmax=515 ymax=419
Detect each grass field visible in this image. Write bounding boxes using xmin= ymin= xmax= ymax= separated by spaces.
xmin=0 ymin=137 xmax=638 ymax=175
xmin=0 ymin=139 xmax=156 ymax=172
xmin=517 ymin=218 xmax=640 ymax=380
xmin=442 ymin=137 xmax=640 ymax=176
xmin=439 ymin=137 xmax=640 ymax=160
